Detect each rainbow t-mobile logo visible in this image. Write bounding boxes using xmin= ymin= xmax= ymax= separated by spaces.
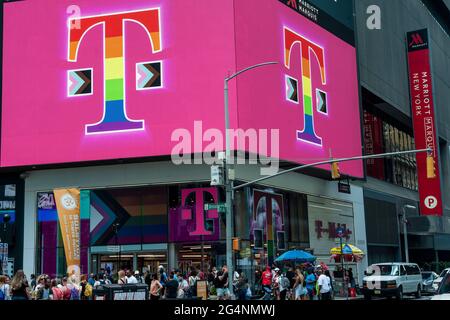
xmin=284 ymin=27 xmax=327 ymax=146
xmin=67 ymin=8 xmax=162 ymax=135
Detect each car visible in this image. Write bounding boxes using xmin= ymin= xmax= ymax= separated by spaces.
xmin=431 ymin=272 xmax=450 ymax=300
xmin=432 ymin=268 xmax=450 ymax=292
xmin=421 ymin=271 xmax=439 ymax=294
xmin=362 ymin=263 xmax=422 ymax=300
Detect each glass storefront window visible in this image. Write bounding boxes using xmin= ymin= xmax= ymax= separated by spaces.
xmin=35 ymin=184 xmax=228 ymax=276
xmin=364 ymin=109 xmax=418 ymax=191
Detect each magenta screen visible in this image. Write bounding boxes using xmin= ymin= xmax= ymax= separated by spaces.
xmin=1 ymin=0 xmax=363 ymax=178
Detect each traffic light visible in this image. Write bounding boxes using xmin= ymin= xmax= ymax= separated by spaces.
xmin=331 ymin=162 xmax=341 ymax=180
xmin=232 ymin=238 xmax=240 ymax=251
xmin=426 ymin=154 xmax=436 ymax=179
xmin=210 ymin=165 xmax=224 ymax=186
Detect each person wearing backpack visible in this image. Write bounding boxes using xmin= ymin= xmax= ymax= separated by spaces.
xmin=158 ymin=266 xmax=168 ymax=297
xmin=0 ymin=275 xmax=11 ymax=300
xmin=279 ymin=272 xmax=290 ymax=301
xmin=101 ymin=273 xmax=112 ymax=285
xmin=188 ymin=270 xmax=198 ymax=298
xmin=80 ymin=274 xmax=93 ymax=300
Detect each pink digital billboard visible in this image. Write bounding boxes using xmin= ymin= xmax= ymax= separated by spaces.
xmin=233 ymin=1 xmax=363 ymax=177
xmin=2 ymin=0 xmax=363 ymax=178
xmin=1 ymin=0 xmax=236 ymax=167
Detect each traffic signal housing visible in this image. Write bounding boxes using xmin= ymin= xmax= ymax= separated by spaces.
xmin=232 ymin=238 xmax=240 ymax=251
xmin=427 ymin=154 xmax=436 ymax=179
xmin=331 ymin=162 xmax=341 ymax=180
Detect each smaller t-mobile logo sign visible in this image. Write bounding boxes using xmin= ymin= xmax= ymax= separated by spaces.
xmin=181 ymin=188 xmax=218 ymax=236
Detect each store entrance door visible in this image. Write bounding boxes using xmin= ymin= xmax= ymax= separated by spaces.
xmin=176 ymin=242 xmax=225 ymax=274
xmin=90 ymin=251 xmax=167 ymax=276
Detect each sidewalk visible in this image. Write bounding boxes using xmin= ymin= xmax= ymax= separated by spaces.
xmin=333 ymin=295 xmax=364 ymax=301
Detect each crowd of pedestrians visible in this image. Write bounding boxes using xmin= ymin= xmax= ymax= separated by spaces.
xmin=254 ymin=263 xmax=334 ymax=300
xmin=0 ymin=269 xmax=114 ymax=300
xmin=0 ymin=263 xmax=341 ymax=300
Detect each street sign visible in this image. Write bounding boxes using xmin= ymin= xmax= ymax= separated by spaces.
xmin=338 ymin=181 xmax=351 ymax=194
xmin=2 ymin=257 xmax=7 ymax=275
xmin=204 ymin=203 xmax=226 ymax=213
xmin=0 ymin=243 xmax=8 ymax=261
xmin=336 ymin=227 xmax=345 ymax=238
xmin=4 ymin=258 xmax=14 ymax=277
xmin=210 ymin=165 xmax=224 ymax=186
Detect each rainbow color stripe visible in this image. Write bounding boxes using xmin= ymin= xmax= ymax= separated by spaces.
xmin=68 ymin=9 xmax=161 ymax=134
xmin=284 ymin=27 xmax=326 ymax=146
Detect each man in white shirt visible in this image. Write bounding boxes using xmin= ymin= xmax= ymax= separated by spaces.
xmin=317 ymin=268 xmax=332 ymax=300
xmin=126 ymin=270 xmax=138 ymax=284
xmin=134 ymin=270 xmax=143 ymax=283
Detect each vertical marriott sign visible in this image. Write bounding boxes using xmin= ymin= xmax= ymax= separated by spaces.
xmin=406 ymin=29 xmax=442 ymax=216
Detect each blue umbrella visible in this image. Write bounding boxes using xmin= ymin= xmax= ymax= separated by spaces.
xmin=275 ymin=250 xmax=316 ymax=264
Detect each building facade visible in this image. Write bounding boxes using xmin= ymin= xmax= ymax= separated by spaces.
xmin=1 ymin=0 xmax=449 ymax=287
xmin=355 ymin=0 xmax=450 ymax=268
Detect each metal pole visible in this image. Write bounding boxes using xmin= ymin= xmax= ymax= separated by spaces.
xmin=402 ymin=206 xmax=409 ymax=263
xmin=223 ymin=61 xmax=278 ymax=299
xmin=224 ymin=79 xmax=234 ymax=298
xmin=233 ymin=148 xmax=432 ymax=191
xmin=119 ymin=244 xmax=121 ymax=271
xmin=201 ymin=237 xmax=204 ymax=274
xmin=340 ymin=236 xmax=347 ymax=300
xmin=114 ymin=223 xmax=120 ymax=272
xmin=0 ymin=231 xmax=3 ymax=275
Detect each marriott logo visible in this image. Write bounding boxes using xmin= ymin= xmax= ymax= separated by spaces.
xmin=408 ymin=32 xmax=427 ymax=49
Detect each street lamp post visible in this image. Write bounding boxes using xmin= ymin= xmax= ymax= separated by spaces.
xmin=0 ymin=213 xmax=11 ymax=275
xmin=335 ymin=227 xmax=348 ymax=300
xmin=113 ymin=223 xmax=120 ymax=271
xmin=224 ymin=61 xmax=278 ymax=298
xmin=401 ymin=205 xmax=416 ymax=263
